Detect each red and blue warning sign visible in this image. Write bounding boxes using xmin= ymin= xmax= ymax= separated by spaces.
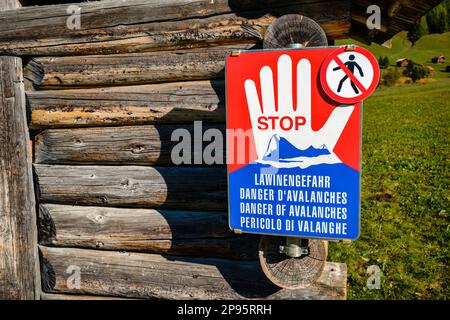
xmin=226 ymin=46 xmax=379 ymax=240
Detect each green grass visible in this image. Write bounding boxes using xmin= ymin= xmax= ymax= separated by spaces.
xmin=328 ymin=78 xmax=450 ymax=299
xmin=337 ymin=31 xmax=450 ymax=78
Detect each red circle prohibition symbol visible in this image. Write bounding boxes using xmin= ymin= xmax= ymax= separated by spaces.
xmin=320 ymin=46 xmax=380 ymax=104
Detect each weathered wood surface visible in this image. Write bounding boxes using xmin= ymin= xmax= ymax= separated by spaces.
xmin=41 ymin=293 xmax=139 ymax=300
xmin=34 ymin=124 xmax=225 ymax=165
xmin=24 ymin=44 xmax=255 ymax=89
xmin=40 ymin=246 xmax=347 ymax=300
xmin=0 ymin=0 xmax=350 ymax=56
xmin=115 ymin=237 xmax=257 ymax=260
xmin=0 ymin=52 xmax=40 ymax=298
xmin=259 ymin=237 xmax=328 ymax=290
xmin=34 ymin=165 xmax=227 ymax=210
xmin=0 ymin=0 xmax=19 ymax=10
xmin=38 ymin=203 xmax=256 ymax=260
xmin=27 ymin=80 xmax=225 ymax=129
xmin=37 ymin=204 xmax=257 ymax=260
xmin=39 ymin=204 xmax=231 ymax=242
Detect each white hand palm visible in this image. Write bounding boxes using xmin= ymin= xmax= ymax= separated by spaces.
xmin=244 ymin=54 xmax=355 ymax=168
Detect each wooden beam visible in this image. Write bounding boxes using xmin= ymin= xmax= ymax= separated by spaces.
xmin=41 ymin=293 xmax=139 ymax=300
xmin=38 ymin=204 xmax=257 ymax=260
xmin=34 ymin=124 xmax=225 ymax=165
xmin=387 ymin=0 xmax=403 ymax=18
xmin=39 ymin=204 xmax=231 ymax=242
xmin=0 ymin=0 xmax=350 ymax=56
xmin=34 ymin=165 xmax=227 ymax=210
xmin=39 ymin=246 xmax=347 ymax=299
xmin=350 ymin=0 xmax=443 ymax=44
xmin=24 ymin=44 xmax=253 ymax=89
xmin=351 ymin=7 xmax=388 ymax=33
xmin=27 ymin=81 xmax=225 ymax=129
xmin=0 ymin=0 xmax=40 ymax=300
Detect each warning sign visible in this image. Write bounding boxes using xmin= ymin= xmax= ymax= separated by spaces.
xmin=320 ymin=46 xmax=380 ymax=104
xmin=225 ymin=46 xmax=380 ymax=240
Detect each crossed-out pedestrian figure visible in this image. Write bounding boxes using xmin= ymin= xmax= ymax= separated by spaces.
xmin=333 ymin=54 xmax=364 ymax=94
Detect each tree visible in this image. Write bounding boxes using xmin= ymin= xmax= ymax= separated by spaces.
xmin=382 ymin=67 xmax=400 ymax=86
xmin=403 ymin=61 xmax=430 ymax=82
xmin=383 ymin=56 xmax=390 ymax=68
xmin=407 ymin=16 xmax=428 ymax=44
xmin=378 ymin=56 xmax=385 ymax=69
xmin=426 ymin=4 xmax=448 ymax=33
xmin=378 ymin=56 xmax=390 ymax=69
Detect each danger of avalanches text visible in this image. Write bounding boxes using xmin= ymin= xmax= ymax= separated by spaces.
xmin=238 ymin=173 xmax=349 ymax=235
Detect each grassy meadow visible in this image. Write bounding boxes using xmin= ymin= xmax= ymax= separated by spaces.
xmin=337 ymin=31 xmax=450 ymax=78
xmin=328 ymin=33 xmax=450 ymax=299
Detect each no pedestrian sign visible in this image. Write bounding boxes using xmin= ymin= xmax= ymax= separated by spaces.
xmin=226 ymin=46 xmax=379 ymax=240
xmin=320 ymin=46 xmax=380 ymax=104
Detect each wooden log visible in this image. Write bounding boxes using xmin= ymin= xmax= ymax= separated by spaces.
xmin=34 ymin=165 xmax=227 ymax=210
xmin=0 ymin=0 xmax=350 ymax=56
xmin=38 ymin=204 xmax=257 ymax=260
xmin=0 ymin=8 xmax=40 ymax=298
xmin=24 ymin=44 xmax=254 ymax=89
xmin=126 ymin=237 xmax=258 ymax=260
xmin=38 ymin=204 xmax=231 ymax=242
xmin=27 ymin=80 xmax=225 ymax=129
xmin=41 ymin=293 xmax=139 ymax=300
xmin=39 ymin=246 xmax=347 ymax=299
xmin=34 ymin=124 xmax=225 ymax=165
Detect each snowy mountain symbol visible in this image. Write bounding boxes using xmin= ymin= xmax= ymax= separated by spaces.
xmin=262 ymin=134 xmax=331 ymax=161
xmin=257 ymin=134 xmax=341 ymax=169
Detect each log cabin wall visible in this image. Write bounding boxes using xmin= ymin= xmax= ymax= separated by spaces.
xmin=0 ymin=0 xmax=441 ymax=300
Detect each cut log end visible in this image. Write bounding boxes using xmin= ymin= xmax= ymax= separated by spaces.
xmin=259 ymin=236 xmax=328 ymax=290
xmin=263 ymin=14 xmax=328 ymax=49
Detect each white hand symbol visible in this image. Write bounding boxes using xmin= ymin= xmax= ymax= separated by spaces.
xmin=244 ymin=54 xmax=355 ymax=168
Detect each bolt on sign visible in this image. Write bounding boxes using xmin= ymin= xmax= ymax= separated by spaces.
xmin=226 ymin=46 xmax=379 ymax=240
